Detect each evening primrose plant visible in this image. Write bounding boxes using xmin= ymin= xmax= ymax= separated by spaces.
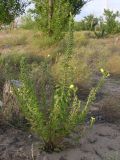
xmin=15 ymin=59 xmax=109 ymax=152
xmin=14 ymin=15 xmax=109 ymax=152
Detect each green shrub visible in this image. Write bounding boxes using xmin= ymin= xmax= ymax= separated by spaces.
xmin=13 ymin=16 xmax=109 ymax=151
xmin=74 ymin=15 xmax=98 ymax=31
xmin=104 ymin=9 xmax=120 ymax=34
xmin=21 ymin=14 xmax=39 ymax=30
xmin=75 ymin=9 xmax=120 ymax=36
xmin=0 ymin=53 xmax=44 ymax=80
xmin=14 ymin=56 xmax=109 ymax=152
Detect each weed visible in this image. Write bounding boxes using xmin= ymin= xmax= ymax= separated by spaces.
xmin=13 ymin=15 xmax=109 ymax=152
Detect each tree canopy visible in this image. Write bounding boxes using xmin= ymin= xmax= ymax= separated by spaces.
xmin=0 ymin=0 xmax=28 ymax=25
xmin=31 ymin=0 xmax=89 ymax=37
xmin=68 ymin=0 xmax=88 ymax=15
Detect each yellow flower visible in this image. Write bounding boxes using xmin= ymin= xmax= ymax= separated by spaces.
xmin=91 ymin=116 xmax=95 ymax=121
xmin=100 ymin=68 xmax=104 ymax=73
xmin=90 ymin=117 xmax=95 ymax=128
xmin=69 ymin=84 xmax=74 ymax=89
xmin=100 ymin=68 xmax=110 ymax=77
xmin=10 ymin=89 xmax=13 ymax=94
xmin=47 ymin=54 xmax=50 ymax=57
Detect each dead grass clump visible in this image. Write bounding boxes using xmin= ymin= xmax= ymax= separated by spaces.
xmin=82 ymin=31 xmax=96 ymax=39
xmin=74 ymin=32 xmax=89 ymax=47
xmin=106 ymin=55 xmax=120 ymax=76
xmin=0 ymin=29 xmax=31 ymax=49
xmin=30 ymin=33 xmax=56 ymax=49
xmin=3 ymin=35 xmax=27 ymax=46
xmin=100 ymin=97 xmax=120 ymax=122
xmin=51 ymin=54 xmax=92 ymax=86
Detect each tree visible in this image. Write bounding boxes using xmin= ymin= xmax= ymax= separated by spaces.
xmin=68 ymin=0 xmax=88 ymax=15
xmin=84 ymin=14 xmax=98 ymax=30
xmin=48 ymin=0 xmax=54 ymax=35
xmin=74 ymin=14 xmax=98 ymax=31
xmin=32 ymin=0 xmax=89 ymax=38
xmin=0 ymin=0 xmax=28 ymax=25
xmin=104 ymin=9 xmax=120 ymax=34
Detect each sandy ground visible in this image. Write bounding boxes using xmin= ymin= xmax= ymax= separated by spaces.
xmin=0 ymin=76 xmax=120 ymax=160
xmin=0 ymin=123 xmax=120 ymax=160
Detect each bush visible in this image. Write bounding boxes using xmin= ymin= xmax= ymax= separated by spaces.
xmin=13 ymin=55 xmax=109 ymax=152
xmin=21 ymin=14 xmax=39 ymax=30
xmin=104 ymin=9 xmax=120 ymax=35
xmin=74 ymin=15 xmax=98 ymax=31
xmin=0 ymin=53 xmax=44 ymax=100
xmin=75 ymin=9 xmax=120 ymax=36
xmin=2 ymin=16 xmax=109 ymax=152
xmin=0 ymin=53 xmax=44 ymax=79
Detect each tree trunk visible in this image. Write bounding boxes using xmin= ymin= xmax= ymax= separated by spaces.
xmin=48 ymin=0 xmax=54 ymax=36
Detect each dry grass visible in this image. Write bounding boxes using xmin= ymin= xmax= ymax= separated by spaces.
xmin=0 ymin=29 xmax=120 ymax=130
xmin=0 ymin=29 xmax=120 ymax=88
xmin=51 ymin=54 xmax=92 ymax=86
xmin=74 ymin=32 xmax=90 ymax=47
xmin=106 ymin=55 xmax=120 ymax=76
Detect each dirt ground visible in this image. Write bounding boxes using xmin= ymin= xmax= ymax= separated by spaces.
xmin=0 ymin=123 xmax=120 ymax=160
xmin=0 ymin=76 xmax=120 ymax=160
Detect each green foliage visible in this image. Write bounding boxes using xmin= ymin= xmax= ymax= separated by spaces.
xmin=31 ymin=0 xmax=88 ymax=38
xmin=104 ymin=9 xmax=120 ymax=34
xmin=21 ymin=14 xmax=38 ymax=30
xmin=68 ymin=0 xmax=88 ymax=15
xmin=94 ymin=29 xmax=105 ymax=38
xmin=76 ymin=9 xmax=120 ymax=36
xmin=13 ymin=16 xmax=109 ymax=152
xmin=0 ymin=0 xmax=28 ymax=25
xmin=74 ymin=15 xmax=98 ymax=31
xmin=94 ymin=17 xmax=106 ymax=38
xmin=74 ymin=21 xmax=86 ymax=31
xmin=15 ymin=56 xmax=108 ymax=152
xmin=32 ymin=0 xmax=69 ymax=39
xmin=84 ymin=15 xmax=98 ymax=31
xmin=94 ymin=9 xmax=120 ymax=37
xmin=0 ymin=53 xmax=43 ymax=80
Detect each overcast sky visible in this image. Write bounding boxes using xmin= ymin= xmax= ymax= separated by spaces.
xmin=75 ymin=0 xmax=120 ymax=21
xmin=26 ymin=0 xmax=120 ymax=21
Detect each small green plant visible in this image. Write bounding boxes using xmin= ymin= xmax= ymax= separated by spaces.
xmin=94 ymin=28 xmax=105 ymax=38
xmin=14 ymin=15 xmax=109 ymax=152
xmin=15 ymin=57 xmax=109 ymax=152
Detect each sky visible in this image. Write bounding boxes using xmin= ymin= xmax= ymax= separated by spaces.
xmin=75 ymin=0 xmax=120 ymax=21
xmin=26 ymin=0 xmax=120 ymax=21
